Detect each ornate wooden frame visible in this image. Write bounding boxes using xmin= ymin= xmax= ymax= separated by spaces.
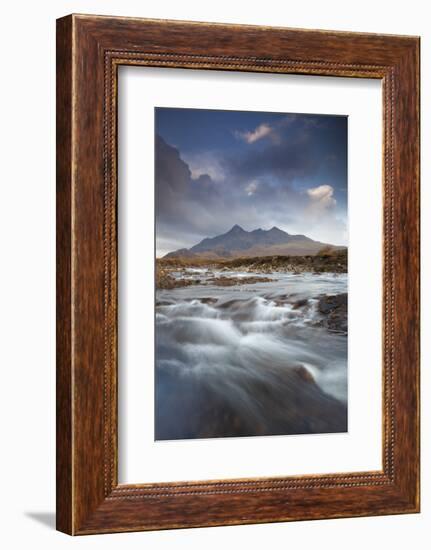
xmin=56 ymin=14 xmax=420 ymax=535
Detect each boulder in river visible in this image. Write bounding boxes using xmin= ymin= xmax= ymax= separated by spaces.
xmin=317 ymin=293 xmax=347 ymax=333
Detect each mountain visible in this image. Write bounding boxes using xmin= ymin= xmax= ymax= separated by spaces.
xmin=163 ymin=225 xmax=344 ymax=259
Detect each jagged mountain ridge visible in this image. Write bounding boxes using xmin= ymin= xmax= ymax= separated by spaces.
xmin=164 ymin=225 xmax=344 ymax=259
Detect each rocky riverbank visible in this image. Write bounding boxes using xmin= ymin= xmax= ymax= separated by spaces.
xmin=218 ymin=248 xmax=347 ymax=274
xmin=156 ymin=249 xmax=347 ymax=289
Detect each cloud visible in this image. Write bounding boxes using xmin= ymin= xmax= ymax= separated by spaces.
xmin=300 ymin=184 xmax=345 ymax=245
xmin=245 ymin=181 xmax=258 ymax=196
xmin=226 ymin=137 xmax=315 ymax=184
xmin=182 ymin=151 xmax=226 ymax=182
xmin=307 ymin=184 xmax=337 ymax=209
xmin=235 ymin=123 xmax=273 ymax=144
xmin=155 ymin=135 xmax=230 ymax=248
xmin=234 ymin=115 xmax=302 ymax=145
xmin=227 ymin=117 xmax=324 ymax=184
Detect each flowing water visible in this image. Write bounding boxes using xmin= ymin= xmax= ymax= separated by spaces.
xmin=155 ymin=269 xmax=347 ymax=440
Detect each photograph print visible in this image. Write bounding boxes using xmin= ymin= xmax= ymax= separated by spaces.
xmin=155 ymin=107 xmax=348 ymax=441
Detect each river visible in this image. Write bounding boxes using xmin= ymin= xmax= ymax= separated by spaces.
xmin=155 ymin=269 xmax=348 ymax=440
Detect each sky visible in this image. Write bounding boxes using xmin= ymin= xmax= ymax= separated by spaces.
xmin=155 ymin=107 xmax=347 ymax=257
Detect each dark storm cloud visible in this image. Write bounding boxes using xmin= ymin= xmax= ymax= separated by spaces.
xmin=226 ymin=136 xmax=316 ymax=182
xmin=155 ymin=136 xmax=225 ymax=241
xmin=226 ymin=115 xmax=346 ymax=194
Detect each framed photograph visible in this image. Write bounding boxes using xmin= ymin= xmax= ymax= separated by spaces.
xmin=56 ymin=14 xmax=420 ymax=535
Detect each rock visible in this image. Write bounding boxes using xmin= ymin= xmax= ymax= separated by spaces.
xmin=317 ymin=293 xmax=347 ymax=333
xmin=155 ymin=265 xmax=199 ymax=289
xmin=200 ymin=297 xmax=218 ymax=305
xmin=207 ymin=276 xmax=275 ymax=287
xmin=292 ymin=298 xmax=309 ymax=309
xmin=294 ymin=365 xmax=315 ymax=383
xmin=318 ymin=293 xmax=347 ymax=314
xmin=156 ymin=300 xmax=174 ymax=306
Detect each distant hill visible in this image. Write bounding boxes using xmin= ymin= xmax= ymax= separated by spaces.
xmin=163 ymin=225 xmax=345 ymax=259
